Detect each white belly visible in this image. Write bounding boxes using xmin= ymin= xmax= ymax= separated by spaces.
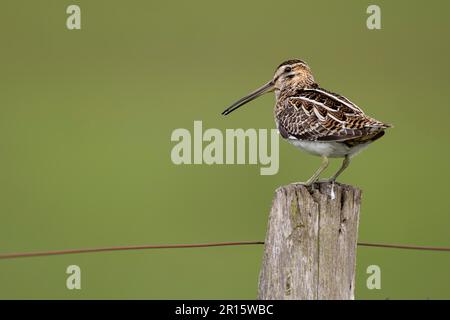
xmin=288 ymin=139 xmax=371 ymax=158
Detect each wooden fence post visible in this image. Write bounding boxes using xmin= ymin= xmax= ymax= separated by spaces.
xmin=258 ymin=182 xmax=362 ymax=300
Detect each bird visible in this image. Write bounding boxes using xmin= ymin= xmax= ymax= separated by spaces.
xmin=222 ymin=59 xmax=391 ymax=185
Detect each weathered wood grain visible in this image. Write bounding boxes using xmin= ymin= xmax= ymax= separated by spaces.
xmin=258 ymin=182 xmax=361 ymax=300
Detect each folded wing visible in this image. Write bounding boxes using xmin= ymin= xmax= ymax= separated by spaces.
xmin=276 ymin=87 xmax=390 ymax=142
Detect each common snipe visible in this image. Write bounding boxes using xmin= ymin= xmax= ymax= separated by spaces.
xmin=222 ymin=59 xmax=391 ymax=185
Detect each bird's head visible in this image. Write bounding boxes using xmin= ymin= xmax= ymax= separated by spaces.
xmin=222 ymin=59 xmax=315 ymax=115
xmin=272 ymin=59 xmax=315 ymax=92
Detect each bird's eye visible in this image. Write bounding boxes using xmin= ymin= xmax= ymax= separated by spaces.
xmin=284 ymin=66 xmax=292 ymax=73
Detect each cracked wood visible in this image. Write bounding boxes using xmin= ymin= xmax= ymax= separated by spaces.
xmin=258 ymin=182 xmax=361 ymax=300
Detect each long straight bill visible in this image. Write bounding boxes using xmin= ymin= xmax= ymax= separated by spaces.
xmin=222 ymin=81 xmax=274 ymax=115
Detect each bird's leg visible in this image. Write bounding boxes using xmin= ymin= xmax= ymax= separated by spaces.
xmin=327 ymin=155 xmax=351 ymax=182
xmin=305 ymin=156 xmax=329 ymax=186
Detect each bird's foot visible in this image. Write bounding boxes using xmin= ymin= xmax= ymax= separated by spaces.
xmin=304 ymin=178 xmax=318 ymax=186
xmin=316 ymin=178 xmax=336 ymax=184
xmin=291 ymin=181 xmax=309 ymax=186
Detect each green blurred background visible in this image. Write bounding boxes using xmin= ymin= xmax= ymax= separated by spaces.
xmin=1 ymin=0 xmax=449 ymax=299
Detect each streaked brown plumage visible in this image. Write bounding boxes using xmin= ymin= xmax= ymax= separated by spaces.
xmin=222 ymin=59 xmax=391 ymax=184
xmin=276 ymin=87 xmax=388 ymax=143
